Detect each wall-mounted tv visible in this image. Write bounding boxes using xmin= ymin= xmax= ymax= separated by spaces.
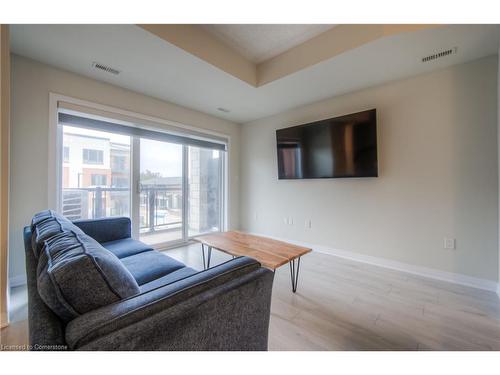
xmin=276 ymin=109 xmax=378 ymax=179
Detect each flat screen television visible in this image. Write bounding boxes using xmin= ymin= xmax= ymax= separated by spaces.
xmin=276 ymin=109 xmax=378 ymax=179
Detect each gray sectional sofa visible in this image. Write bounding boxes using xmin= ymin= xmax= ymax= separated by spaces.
xmin=24 ymin=210 xmax=274 ymax=350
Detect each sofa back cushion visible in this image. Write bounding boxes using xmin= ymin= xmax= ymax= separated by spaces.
xmin=37 ymin=230 xmax=141 ymax=321
xmin=31 ymin=210 xmax=84 ymax=258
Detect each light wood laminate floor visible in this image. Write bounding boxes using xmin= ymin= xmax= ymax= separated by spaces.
xmin=2 ymin=243 xmax=500 ymax=350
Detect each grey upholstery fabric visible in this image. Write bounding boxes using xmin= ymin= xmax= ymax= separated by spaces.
xmin=31 ymin=210 xmax=56 ymax=226
xmin=65 ymin=257 xmax=274 ymax=350
xmin=121 ymin=251 xmax=185 ymax=285
xmin=24 ymin=212 xmax=275 ymax=351
xmin=37 ymin=231 xmax=140 ymax=321
xmin=30 ymin=210 xmax=84 ymax=258
xmin=101 ymin=238 xmax=154 ymax=259
xmin=73 ymin=217 xmax=131 ymax=243
xmin=24 ymin=227 xmax=68 ymax=350
xmin=139 ymin=266 xmax=198 ymax=293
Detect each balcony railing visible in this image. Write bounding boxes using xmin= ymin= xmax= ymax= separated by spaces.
xmin=62 ymin=186 xmax=182 ymax=233
xmin=139 ymin=184 xmax=182 ymax=233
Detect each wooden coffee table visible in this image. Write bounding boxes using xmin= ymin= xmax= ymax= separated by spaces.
xmin=194 ymin=231 xmax=312 ymax=293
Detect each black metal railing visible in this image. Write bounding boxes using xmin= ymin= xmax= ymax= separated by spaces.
xmin=138 ymin=184 xmax=182 ymax=233
xmin=62 ymin=186 xmax=182 ymax=233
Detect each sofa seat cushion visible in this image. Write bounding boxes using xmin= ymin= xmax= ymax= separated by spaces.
xmin=121 ymin=251 xmax=185 ymax=285
xmin=37 ymin=230 xmax=141 ymax=321
xmin=139 ymin=267 xmax=198 ymax=293
xmin=101 ymin=238 xmax=154 ymax=259
xmin=31 ymin=210 xmax=84 ymax=258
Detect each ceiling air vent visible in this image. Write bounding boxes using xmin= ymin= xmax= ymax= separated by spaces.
xmin=421 ymin=47 xmax=458 ymax=63
xmin=92 ymin=62 xmax=121 ymax=75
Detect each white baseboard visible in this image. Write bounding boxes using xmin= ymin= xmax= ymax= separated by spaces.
xmin=8 ymin=236 xmax=500 ymax=297
xmin=249 ymin=232 xmax=500 ymax=294
xmin=9 ymin=274 xmax=27 ymax=288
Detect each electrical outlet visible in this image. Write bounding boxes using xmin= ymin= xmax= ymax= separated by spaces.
xmin=305 ymin=219 xmax=312 ymax=229
xmin=283 ymin=217 xmax=288 ymax=225
xmin=288 ymin=217 xmax=294 ymax=225
xmin=443 ymin=237 xmax=456 ymax=250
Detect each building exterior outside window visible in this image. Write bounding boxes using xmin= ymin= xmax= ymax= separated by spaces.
xmin=62 ymin=128 xmax=130 ymax=220
xmin=82 ymin=148 xmax=104 ymax=164
xmin=63 ymin=146 xmax=69 ymax=162
xmin=91 ymin=174 xmax=107 ymax=186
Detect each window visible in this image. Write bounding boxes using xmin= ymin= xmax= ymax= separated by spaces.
xmin=63 ymin=146 xmax=69 ymax=162
xmin=91 ymin=174 xmax=107 ymax=186
xmin=111 ymin=155 xmax=127 ymax=172
xmin=188 ymin=147 xmax=223 ymax=236
xmin=83 ymin=149 xmax=104 ymax=164
xmin=112 ymin=176 xmax=129 ymax=187
xmin=139 ymin=139 xmax=183 ymax=243
xmin=61 ymin=126 xmax=130 ymax=220
xmin=58 ymin=108 xmax=226 ymax=246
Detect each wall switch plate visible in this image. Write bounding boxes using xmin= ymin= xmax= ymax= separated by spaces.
xmin=443 ymin=238 xmax=456 ymax=249
xmin=288 ymin=217 xmax=294 ymax=225
xmin=253 ymin=212 xmax=258 ymax=220
xmin=305 ymin=219 xmax=312 ymax=229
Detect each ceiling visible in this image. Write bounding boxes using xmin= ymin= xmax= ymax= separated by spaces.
xmin=200 ymin=24 xmax=335 ymax=63
xmin=9 ymin=24 xmax=500 ymax=123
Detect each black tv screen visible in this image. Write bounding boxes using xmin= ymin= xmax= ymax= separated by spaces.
xmin=276 ymin=109 xmax=378 ymax=179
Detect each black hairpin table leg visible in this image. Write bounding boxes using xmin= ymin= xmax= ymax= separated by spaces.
xmin=201 ymin=243 xmax=212 ymax=270
xmin=289 ymin=257 xmax=301 ymax=293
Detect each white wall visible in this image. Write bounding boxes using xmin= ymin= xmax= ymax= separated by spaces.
xmin=498 ymin=39 xmax=500 ymax=287
xmin=241 ymin=56 xmax=499 ymax=282
xmin=9 ymin=54 xmax=241 ymax=281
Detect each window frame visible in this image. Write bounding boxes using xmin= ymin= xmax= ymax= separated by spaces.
xmin=49 ymin=93 xmax=229 ymax=249
xmin=90 ymin=173 xmax=107 ymax=186
xmin=82 ymin=148 xmax=104 ymax=165
xmin=111 ymin=155 xmax=127 ymax=172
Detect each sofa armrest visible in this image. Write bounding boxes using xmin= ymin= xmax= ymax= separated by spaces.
xmin=65 ymin=256 xmax=274 ymax=350
xmin=72 ymin=217 xmax=131 ymax=243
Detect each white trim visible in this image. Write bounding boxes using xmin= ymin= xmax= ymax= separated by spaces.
xmin=182 ymin=145 xmax=189 ymax=241
xmin=48 ymin=94 xmax=61 ymax=210
xmin=50 ymin=93 xmax=230 ymax=140
xmin=222 ymin=148 xmax=229 ymax=231
xmin=131 ymin=137 xmax=140 ymax=239
xmin=250 ymin=232 xmax=500 ymax=293
xmin=9 ymin=274 xmax=27 ymax=288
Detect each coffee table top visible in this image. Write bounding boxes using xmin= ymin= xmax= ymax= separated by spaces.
xmin=194 ymin=231 xmax=312 ymax=269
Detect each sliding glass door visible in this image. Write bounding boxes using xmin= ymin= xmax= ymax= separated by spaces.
xmin=59 ymin=110 xmax=226 ymax=248
xmin=139 ymin=138 xmax=184 ymax=246
xmin=187 ymin=146 xmax=223 ymax=237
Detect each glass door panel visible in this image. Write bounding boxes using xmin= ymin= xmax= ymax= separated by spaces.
xmin=187 ymin=146 xmax=223 ymax=237
xmin=61 ymin=125 xmax=131 ymax=220
xmin=139 ymin=138 xmax=183 ymax=246
xmin=60 ymin=114 xmax=226 ymax=249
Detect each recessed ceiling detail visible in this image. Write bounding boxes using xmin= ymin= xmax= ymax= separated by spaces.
xmin=200 ymin=24 xmax=336 ymax=63
xmin=9 ymin=24 xmax=500 ymax=123
xmin=139 ymin=24 xmax=443 ymax=87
